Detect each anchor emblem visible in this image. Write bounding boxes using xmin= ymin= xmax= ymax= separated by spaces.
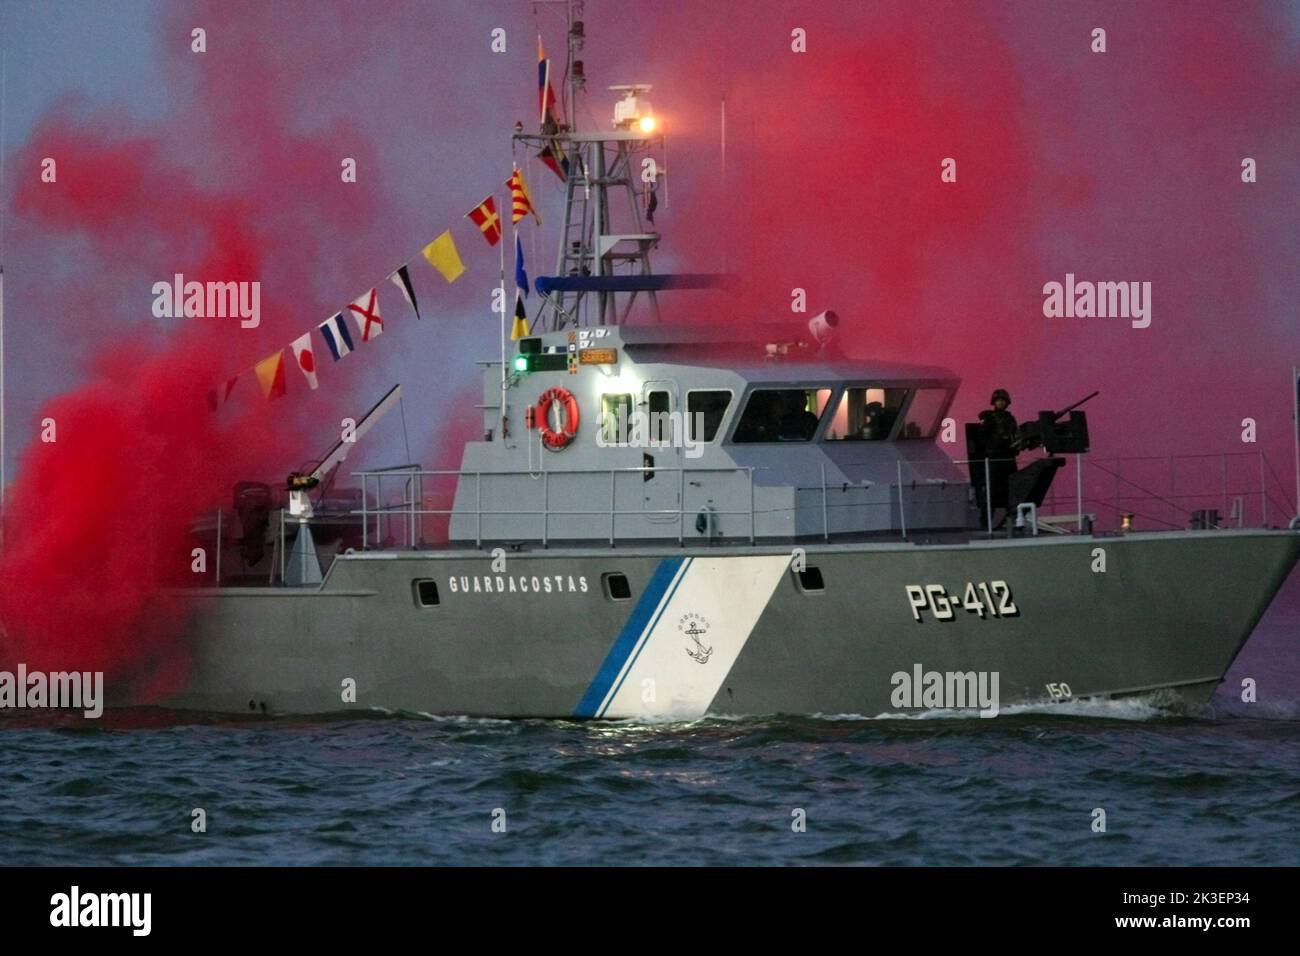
xmin=679 ymin=613 xmax=713 ymax=664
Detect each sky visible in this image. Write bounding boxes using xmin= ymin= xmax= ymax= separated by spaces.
xmin=0 ymin=0 xmax=1298 ymax=508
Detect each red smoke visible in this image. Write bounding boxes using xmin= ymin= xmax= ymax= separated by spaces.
xmin=0 ymin=343 xmax=267 ymax=692
xmin=644 ymin=1 xmax=1299 ymax=470
xmin=0 ymin=125 xmax=297 ymax=691
xmin=0 ymin=0 xmax=390 ymax=692
xmin=2 ymin=1 xmax=1298 ymax=696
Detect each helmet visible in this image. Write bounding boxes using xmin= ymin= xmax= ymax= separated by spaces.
xmin=990 ymin=388 xmax=1010 ymax=406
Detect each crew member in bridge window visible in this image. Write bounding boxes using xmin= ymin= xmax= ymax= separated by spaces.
xmin=825 ymin=387 xmax=905 ymax=441
xmin=860 ymin=401 xmax=885 ymax=439
xmin=778 ymin=393 xmax=819 ymax=441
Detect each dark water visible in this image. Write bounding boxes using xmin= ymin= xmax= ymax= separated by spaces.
xmin=1 ymin=703 xmax=1298 ymax=867
xmin=3 ymin=572 xmax=1298 ymax=868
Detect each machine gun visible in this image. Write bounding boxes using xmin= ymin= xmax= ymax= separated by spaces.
xmin=966 ymin=390 xmax=1097 ymax=529
xmin=1017 ymin=390 xmax=1097 ymax=455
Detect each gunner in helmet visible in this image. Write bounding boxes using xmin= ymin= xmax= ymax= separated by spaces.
xmin=978 ymin=388 xmax=1020 ymax=528
xmin=980 ymin=389 xmax=1018 ymax=452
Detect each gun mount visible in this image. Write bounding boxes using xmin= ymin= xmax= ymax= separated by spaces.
xmin=965 ymin=391 xmax=1098 ymax=529
xmin=1017 ymin=390 xmax=1097 ymax=454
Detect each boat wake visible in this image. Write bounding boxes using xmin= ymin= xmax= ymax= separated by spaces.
xmin=849 ymin=693 xmax=1187 ymax=722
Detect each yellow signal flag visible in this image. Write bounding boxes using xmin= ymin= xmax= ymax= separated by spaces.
xmin=422 ymin=229 xmax=466 ymax=283
xmin=511 ymin=290 xmax=530 ymax=340
xmin=254 ymin=350 xmax=286 ymax=399
xmin=508 ymin=166 xmax=540 ymax=225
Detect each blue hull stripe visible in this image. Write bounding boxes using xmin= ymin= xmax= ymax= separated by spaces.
xmin=574 ymin=557 xmax=685 ymax=718
xmin=601 ymin=558 xmax=693 ymax=715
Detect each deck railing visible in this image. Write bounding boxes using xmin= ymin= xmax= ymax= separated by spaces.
xmin=199 ymin=450 xmax=1297 ymax=584
xmin=899 ymin=449 xmax=1294 ymax=538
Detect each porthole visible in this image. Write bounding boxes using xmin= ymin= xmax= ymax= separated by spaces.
xmin=794 ymin=567 xmax=825 ymax=593
xmin=602 ymin=572 xmax=632 ymax=601
xmin=413 ymin=579 xmax=440 ymax=607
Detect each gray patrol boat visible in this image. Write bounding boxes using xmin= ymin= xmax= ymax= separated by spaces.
xmin=173 ymin=13 xmax=1300 ymax=719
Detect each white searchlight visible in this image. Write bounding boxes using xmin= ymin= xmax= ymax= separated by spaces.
xmin=808 ymin=309 xmax=839 ymax=346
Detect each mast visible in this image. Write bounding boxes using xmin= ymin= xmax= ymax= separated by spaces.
xmin=563 ymin=0 xmax=582 ymax=130
xmin=521 ymin=0 xmax=665 ymax=330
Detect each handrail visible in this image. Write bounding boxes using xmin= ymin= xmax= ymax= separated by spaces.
xmin=199 ymin=449 xmax=1297 ymax=587
xmin=898 ymin=450 xmax=1293 ymax=536
xmin=902 ymin=455 xmax=1019 ymax=537
xmin=348 ymin=449 xmax=1298 ymax=552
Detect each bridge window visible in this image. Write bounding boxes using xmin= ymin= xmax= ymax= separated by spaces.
xmin=732 ymin=388 xmax=832 ymax=443
xmin=899 ymin=388 xmax=948 ymax=439
xmin=600 ymin=393 xmax=634 ymax=444
xmin=687 ymin=390 xmax=732 ymax=442
xmin=825 ymin=387 xmax=907 ymax=441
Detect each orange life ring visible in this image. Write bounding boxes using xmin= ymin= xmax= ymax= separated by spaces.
xmin=536 ymin=386 xmax=580 ymax=450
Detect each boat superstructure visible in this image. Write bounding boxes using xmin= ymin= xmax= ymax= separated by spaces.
xmin=449 ymin=322 xmax=968 ymax=547
xmin=166 ymin=4 xmax=1300 ymax=720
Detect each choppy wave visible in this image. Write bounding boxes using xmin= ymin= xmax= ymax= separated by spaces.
xmin=3 ymin=700 xmax=1300 ymax=865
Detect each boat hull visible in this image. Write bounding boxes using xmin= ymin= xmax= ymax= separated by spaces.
xmin=165 ymin=529 xmax=1300 ymax=719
